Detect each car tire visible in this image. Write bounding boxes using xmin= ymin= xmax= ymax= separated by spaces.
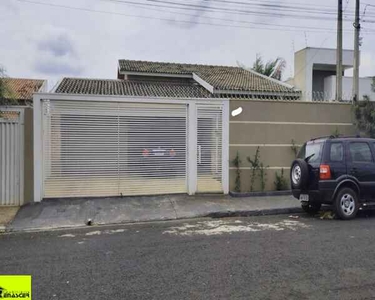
xmin=290 ymin=159 xmax=309 ymax=189
xmin=334 ymin=188 xmax=359 ymax=220
xmin=301 ymin=202 xmax=321 ymax=215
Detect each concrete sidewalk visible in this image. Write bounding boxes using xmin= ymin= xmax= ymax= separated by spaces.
xmin=7 ymin=194 xmax=301 ymax=232
xmin=0 ymin=207 xmax=19 ymax=232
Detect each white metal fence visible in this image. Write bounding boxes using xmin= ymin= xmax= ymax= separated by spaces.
xmin=0 ymin=109 xmax=24 ymax=206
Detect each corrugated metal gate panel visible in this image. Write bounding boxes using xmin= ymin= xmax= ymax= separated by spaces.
xmin=197 ymin=105 xmax=223 ymax=193
xmin=0 ymin=113 xmax=21 ymax=205
xmin=43 ymin=100 xmax=188 ymax=198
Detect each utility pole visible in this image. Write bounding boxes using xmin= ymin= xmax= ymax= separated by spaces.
xmin=352 ymin=0 xmax=361 ymax=102
xmin=336 ymin=0 xmax=343 ymax=101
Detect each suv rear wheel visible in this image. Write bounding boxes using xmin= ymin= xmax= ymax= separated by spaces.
xmin=334 ymin=188 xmax=359 ymax=220
xmin=301 ymin=202 xmax=321 ymax=215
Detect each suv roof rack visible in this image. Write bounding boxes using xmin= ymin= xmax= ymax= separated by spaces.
xmin=310 ymin=135 xmax=335 ymax=141
xmin=335 ymin=135 xmax=361 ymax=138
xmin=310 ymin=134 xmax=361 ymax=141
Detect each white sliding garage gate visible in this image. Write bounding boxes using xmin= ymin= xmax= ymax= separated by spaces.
xmin=34 ymin=95 xmax=229 ymax=201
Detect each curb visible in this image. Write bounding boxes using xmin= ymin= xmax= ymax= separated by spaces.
xmin=3 ymin=207 xmax=303 ymax=234
xmin=205 ymin=207 xmax=303 ymax=218
xmin=230 ymin=190 xmax=292 ymax=197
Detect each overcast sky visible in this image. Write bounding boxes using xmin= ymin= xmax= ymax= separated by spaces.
xmin=1 ymin=0 xmax=374 ymax=89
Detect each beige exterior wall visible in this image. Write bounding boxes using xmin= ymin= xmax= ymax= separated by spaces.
xmin=23 ymin=108 xmax=34 ymax=203
xmin=229 ymin=100 xmax=356 ymax=192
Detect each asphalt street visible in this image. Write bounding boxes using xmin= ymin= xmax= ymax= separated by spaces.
xmin=2 ymin=213 xmax=375 ymax=300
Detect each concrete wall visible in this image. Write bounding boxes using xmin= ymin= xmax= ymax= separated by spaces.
xmin=229 ymin=99 xmax=356 ymax=192
xmin=324 ymin=76 xmax=375 ymax=101
xmin=23 ymin=108 xmax=34 ymax=203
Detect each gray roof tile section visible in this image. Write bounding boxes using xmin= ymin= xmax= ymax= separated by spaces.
xmin=55 ymin=78 xmax=213 ymax=98
xmin=119 ymin=60 xmax=297 ymax=93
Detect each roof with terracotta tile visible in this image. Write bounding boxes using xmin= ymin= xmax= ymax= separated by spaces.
xmin=118 ymin=59 xmax=297 ymax=94
xmin=2 ymin=78 xmax=45 ymax=100
xmin=55 ymin=78 xmax=213 ymax=98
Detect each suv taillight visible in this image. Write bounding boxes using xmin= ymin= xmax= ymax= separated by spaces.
xmin=320 ymin=165 xmax=331 ymax=180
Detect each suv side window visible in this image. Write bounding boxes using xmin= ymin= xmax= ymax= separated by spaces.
xmin=330 ymin=143 xmax=343 ymax=162
xmin=349 ymin=142 xmax=373 ymax=162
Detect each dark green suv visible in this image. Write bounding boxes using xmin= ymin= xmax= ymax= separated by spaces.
xmin=291 ymin=136 xmax=375 ymax=220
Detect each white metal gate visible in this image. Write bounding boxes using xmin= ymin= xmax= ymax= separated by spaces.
xmin=197 ymin=105 xmax=223 ymax=193
xmin=42 ymin=100 xmax=188 ymax=198
xmin=0 ymin=110 xmax=24 ymax=206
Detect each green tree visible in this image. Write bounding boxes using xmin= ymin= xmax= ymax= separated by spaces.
xmin=0 ymin=67 xmax=8 ymax=100
xmin=0 ymin=66 xmax=16 ymax=105
xmin=238 ymin=54 xmax=286 ymax=81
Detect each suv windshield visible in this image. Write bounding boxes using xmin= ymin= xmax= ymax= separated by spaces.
xmin=298 ymin=142 xmax=323 ymax=164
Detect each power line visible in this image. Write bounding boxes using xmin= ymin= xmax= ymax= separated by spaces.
xmin=211 ymin=0 xmax=338 ymax=9
xmin=362 ymin=3 xmax=375 ymax=24
xmin=147 ymin=0 xmax=375 ymax=22
xmin=139 ymin=0 xmax=347 ymax=20
xmin=114 ymin=0 xmax=375 ymax=22
xmin=103 ymin=0 xmax=362 ymax=33
xmin=14 ymin=0 xmax=375 ymax=33
xmin=166 ymin=0 xmax=341 ymax=14
xmin=161 ymin=0 xmax=350 ymax=12
xmin=139 ymin=0 xmax=375 ymax=19
xmin=183 ymin=0 xmax=375 ymax=17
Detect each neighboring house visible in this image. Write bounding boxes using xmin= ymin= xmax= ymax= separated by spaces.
xmin=1 ymin=77 xmax=47 ymax=105
xmin=0 ymin=77 xmax=47 ymax=207
xmin=116 ymin=60 xmax=301 ymax=99
xmin=54 ymin=60 xmax=300 ymax=99
xmin=32 ymin=59 xmax=354 ymax=202
xmin=287 ymin=47 xmax=375 ymax=101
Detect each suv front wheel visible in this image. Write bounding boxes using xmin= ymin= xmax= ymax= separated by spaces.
xmin=334 ymin=188 xmax=359 ymax=220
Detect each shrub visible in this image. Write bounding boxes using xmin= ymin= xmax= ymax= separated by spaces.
xmin=274 ymin=168 xmax=288 ymax=191
xmin=247 ymin=147 xmax=268 ymax=192
xmin=232 ymin=151 xmax=241 ymax=192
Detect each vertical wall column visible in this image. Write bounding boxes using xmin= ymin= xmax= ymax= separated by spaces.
xmin=222 ymin=100 xmax=229 ymax=194
xmin=187 ymin=102 xmax=197 ymax=195
xmin=33 ymin=95 xmax=43 ymax=202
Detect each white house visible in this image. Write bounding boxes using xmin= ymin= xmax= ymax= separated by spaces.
xmin=287 ymin=47 xmax=375 ymax=101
